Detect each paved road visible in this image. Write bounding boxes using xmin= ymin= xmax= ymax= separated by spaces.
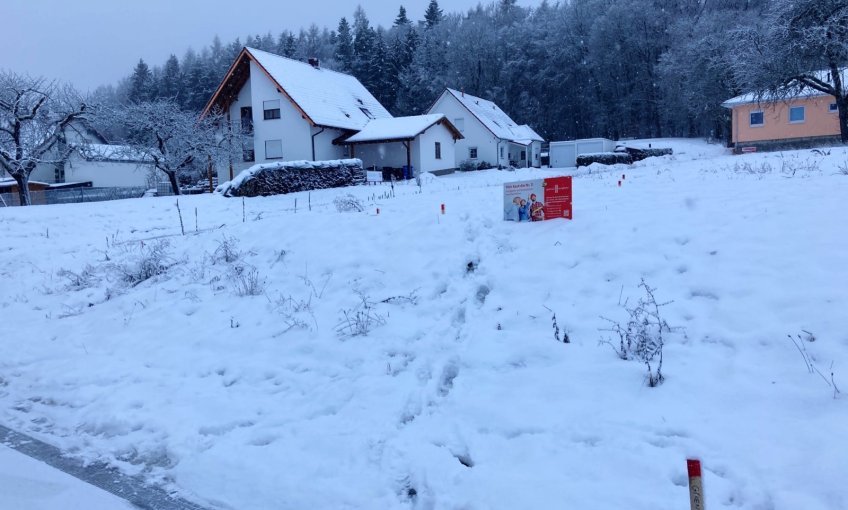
xmin=0 ymin=425 xmax=213 ymax=510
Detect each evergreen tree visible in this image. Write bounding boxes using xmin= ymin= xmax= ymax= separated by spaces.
xmin=394 ymin=6 xmax=411 ymax=27
xmin=128 ymin=59 xmax=154 ymax=103
xmin=159 ymin=55 xmax=182 ymax=102
xmin=352 ymin=6 xmax=376 ymax=87
xmin=335 ymin=18 xmax=354 ymax=72
xmin=424 ymin=0 xmax=443 ymax=28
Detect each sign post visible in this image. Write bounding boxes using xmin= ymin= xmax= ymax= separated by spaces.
xmin=687 ymin=459 xmax=705 ymax=510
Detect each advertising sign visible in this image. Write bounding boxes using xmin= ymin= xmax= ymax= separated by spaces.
xmin=503 ymin=176 xmax=572 ymax=222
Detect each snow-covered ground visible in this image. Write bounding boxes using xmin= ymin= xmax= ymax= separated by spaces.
xmin=1 ymin=139 xmax=846 ymax=509
xmin=0 ymin=445 xmax=133 ymax=509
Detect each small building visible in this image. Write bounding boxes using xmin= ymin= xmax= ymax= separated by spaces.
xmin=15 ymin=120 xmax=155 ymax=189
xmin=722 ymin=73 xmax=843 ymax=150
xmin=427 ymin=88 xmax=544 ymax=168
xmin=344 ymin=114 xmax=463 ymax=177
xmin=0 ymin=178 xmax=50 ymax=206
xmin=548 ymin=138 xmax=616 ymax=168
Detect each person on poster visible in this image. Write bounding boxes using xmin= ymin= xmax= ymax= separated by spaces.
xmin=504 ymin=196 xmax=520 ymax=221
xmin=518 ymin=199 xmax=529 ymax=221
xmin=529 ymin=193 xmax=545 ymax=221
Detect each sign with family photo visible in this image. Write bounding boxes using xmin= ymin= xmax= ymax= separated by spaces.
xmin=503 ymin=176 xmax=573 ymax=222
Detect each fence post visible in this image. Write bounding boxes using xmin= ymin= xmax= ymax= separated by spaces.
xmin=687 ymin=459 xmax=705 ymax=510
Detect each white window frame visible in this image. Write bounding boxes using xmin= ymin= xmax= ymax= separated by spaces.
xmin=788 ymin=106 xmax=805 ymax=124
xmin=749 ymin=110 xmax=764 ymax=127
xmin=829 ymin=102 xmax=838 ymax=113
xmin=454 ymin=117 xmax=465 ymax=132
xmin=263 ymin=100 xmax=281 ymax=120
xmin=468 ymin=147 xmax=478 ymax=159
xmin=265 ymin=139 xmax=283 ymax=160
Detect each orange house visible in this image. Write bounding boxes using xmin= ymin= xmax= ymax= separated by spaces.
xmin=722 ymin=90 xmax=841 ymax=150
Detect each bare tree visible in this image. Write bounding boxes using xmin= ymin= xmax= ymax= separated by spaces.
xmin=731 ymin=0 xmax=848 ymax=142
xmin=0 ymin=72 xmax=90 ymax=205
xmin=111 ymin=100 xmax=238 ymax=195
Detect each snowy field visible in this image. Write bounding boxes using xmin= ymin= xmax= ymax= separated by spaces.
xmin=1 ymin=139 xmax=847 ymax=509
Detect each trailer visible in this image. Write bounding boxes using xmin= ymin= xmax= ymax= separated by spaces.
xmin=548 ymin=138 xmax=616 ymax=168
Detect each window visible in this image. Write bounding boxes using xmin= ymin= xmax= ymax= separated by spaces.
xmin=829 ymin=103 xmax=838 ymax=113
xmin=454 ymin=117 xmax=465 ymax=132
xmin=500 ymin=146 xmax=505 ymax=159
xmin=263 ymin=100 xmax=281 ymax=120
xmin=469 ymin=147 xmax=478 ymax=159
xmin=54 ymin=166 xmax=65 ymax=183
xmin=265 ymin=140 xmax=283 ymax=160
xmin=435 ymin=142 xmax=442 ymax=160
xmin=359 ymin=107 xmax=375 ymax=119
xmin=789 ymin=106 xmax=805 ymax=123
xmin=243 ymin=148 xmax=255 ymax=162
xmin=520 ymin=150 xmax=526 ymax=161
xmin=240 ymin=107 xmax=253 ymax=133
xmin=749 ymin=111 xmax=764 ymax=127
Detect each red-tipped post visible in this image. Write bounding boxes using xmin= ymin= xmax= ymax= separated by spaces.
xmin=622 ymin=174 xmax=626 ymax=180
xmin=376 ymin=208 xmax=380 ymax=215
xmin=617 ymin=180 xmax=621 ymax=187
xmin=687 ymin=459 xmax=705 ymax=510
xmin=441 ymin=203 xmax=445 ymax=215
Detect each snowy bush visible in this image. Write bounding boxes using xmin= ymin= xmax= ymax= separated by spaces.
xmin=213 ymin=236 xmax=241 ymax=264
xmin=115 ymin=240 xmax=175 ymax=287
xmin=458 ymin=159 xmax=477 ymax=172
xmin=601 ymin=279 xmax=676 ymax=387
xmin=333 ymin=194 xmax=364 ymax=213
xmin=220 ymin=159 xmax=365 ymax=198
xmin=57 ymin=265 xmax=98 ymax=290
xmin=577 ymin=152 xmax=632 ymax=167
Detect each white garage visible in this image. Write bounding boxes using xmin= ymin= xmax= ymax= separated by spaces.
xmin=549 ymin=138 xmax=616 ymax=168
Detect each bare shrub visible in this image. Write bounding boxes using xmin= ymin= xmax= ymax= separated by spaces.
xmin=116 ymin=240 xmax=174 ymax=287
xmin=274 ymin=294 xmax=317 ymax=331
xmin=600 ymin=279 xmax=677 ymax=387
xmin=229 ymin=265 xmax=265 ymax=297
xmin=57 ymin=265 xmax=98 ymax=290
xmin=336 ymin=292 xmax=386 ymax=337
xmin=333 ymin=193 xmax=364 ymax=213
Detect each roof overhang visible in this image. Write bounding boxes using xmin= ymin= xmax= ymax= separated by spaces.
xmin=201 ymin=47 xmax=317 ymax=127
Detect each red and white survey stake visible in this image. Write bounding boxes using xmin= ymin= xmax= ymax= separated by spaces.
xmin=687 ymin=459 xmax=705 ymax=510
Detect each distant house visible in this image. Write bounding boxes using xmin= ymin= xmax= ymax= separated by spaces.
xmin=722 ymin=72 xmax=843 ymax=150
xmin=204 ymin=47 xmax=462 ymax=180
xmin=427 ymin=88 xmax=544 ymax=168
xmin=8 ymin=120 xmax=155 ymax=189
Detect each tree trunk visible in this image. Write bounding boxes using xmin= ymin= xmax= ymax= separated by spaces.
xmin=166 ymin=171 xmax=181 ymax=196
xmin=13 ymin=173 xmax=32 ymax=206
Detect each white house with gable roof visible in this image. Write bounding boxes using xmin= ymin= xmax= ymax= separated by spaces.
xmin=427 ymin=88 xmax=544 ymax=169
xmin=204 ymin=47 xmax=462 ymax=180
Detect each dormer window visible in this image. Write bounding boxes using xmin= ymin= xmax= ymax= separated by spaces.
xmin=360 ymin=107 xmax=375 ymax=119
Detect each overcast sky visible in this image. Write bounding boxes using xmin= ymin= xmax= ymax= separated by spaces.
xmin=2 ymin=0 xmax=539 ymax=92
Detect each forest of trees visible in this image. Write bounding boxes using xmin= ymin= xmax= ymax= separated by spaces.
xmin=94 ymin=0 xmax=845 ymax=143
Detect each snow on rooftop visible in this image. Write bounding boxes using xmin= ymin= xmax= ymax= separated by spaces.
xmin=75 ymin=144 xmax=151 ymax=163
xmin=443 ymin=89 xmax=543 ymax=143
xmin=722 ymin=68 xmax=847 ymax=107
xmin=345 ymin=114 xmax=450 ymax=143
xmin=247 ymin=48 xmax=392 ymax=131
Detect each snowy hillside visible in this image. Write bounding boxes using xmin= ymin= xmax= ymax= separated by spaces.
xmin=1 ymin=139 xmax=846 ymax=509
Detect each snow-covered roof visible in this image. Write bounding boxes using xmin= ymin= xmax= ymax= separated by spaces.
xmin=74 ymin=144 xmax=152 ymax=163
xmin=722 ymin=68 xmax=846 ymax=107
xmin=246 ymin=48 xmax=392 ymax=131
xmin=439 ymin=89 xmax=544 ymax=143
xmin=345 ymin=114 xmax=462 ymax=143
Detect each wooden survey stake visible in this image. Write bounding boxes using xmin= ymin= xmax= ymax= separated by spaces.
xmin=687 ymin=459 xmax=705 ymax=510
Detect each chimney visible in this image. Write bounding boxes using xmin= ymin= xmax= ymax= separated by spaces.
xmin=308 ymin=58 xmax=320 ymax=69
xmin=461 ymin=88 xmax=464 ymax=97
